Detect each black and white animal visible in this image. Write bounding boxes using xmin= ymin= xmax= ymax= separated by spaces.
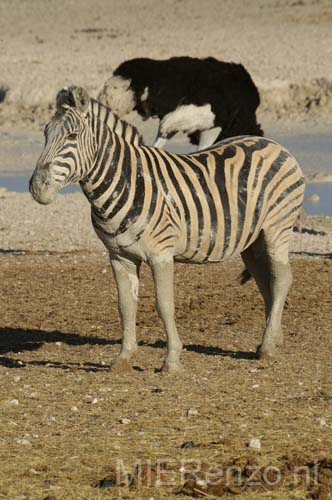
xmin=98 ymin=56 xmax=264 ymax=150
xmin=30 ymin=86 xmax=304 ymax=373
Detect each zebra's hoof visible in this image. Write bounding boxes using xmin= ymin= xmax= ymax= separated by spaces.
xmin=275 ymin=336 xmax=284 ymax=347
xmin=161 ymin=361 xmax=184 ymax=374
xmin=110 ymin=358 xmax=133 ymax=374
xmin=256 ymin=344 xmax=276 ymax=360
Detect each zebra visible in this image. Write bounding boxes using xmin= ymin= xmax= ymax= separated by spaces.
xmin=29 ymin=86 xmax=305 ymax=374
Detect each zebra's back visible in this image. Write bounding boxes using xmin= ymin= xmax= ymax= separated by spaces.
xmin=131 ymin=136 xmax=305 ymax=264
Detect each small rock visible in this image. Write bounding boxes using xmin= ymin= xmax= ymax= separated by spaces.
xmin=119 ymin=417 xmax=131 ymax=425
xmin=187 ymin=408 xmax=199 ymax=417
xmin=83 ymin=395 xmax=94 ymax=403
xmin=16 ymin=438 xmax=31 ymax=446
xmin=71 ymin=406 xmax=79 ymax=412
xmin=98 ymin=478 xmax=116 ymax=488
xmin=248 ymin=438 xmax=261 ymax=449
xmin=8 ymin=399 xmax=19 ymax=405
xmin=29 ymin=468 xmax=40 ymax=475
xmin=13 ymin=376 xmax=21 ymax=383
xmin=305 ymin=193 xmax=320 ymax=204
xmin=91 ymin=398 xmax=99 ymax=404
xmin=101 ymin=268 xmax=107 ymax=274
xmin=180 ymin=441 xmax=195 ymax=449
xmin=318 ymin=418 xmax=327 ymax=427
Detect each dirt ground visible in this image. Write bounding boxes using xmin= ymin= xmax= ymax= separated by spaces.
xmin=1 ymin=251 xmax=332 ymax=500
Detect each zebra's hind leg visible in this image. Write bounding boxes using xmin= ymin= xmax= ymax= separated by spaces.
xmin=149 ymin=255 xmax=183 ymax=374
xmin=110 ymin=256 xmax=141 ymax=373
xmin=241 ymin=230 xmax=292 ymax=358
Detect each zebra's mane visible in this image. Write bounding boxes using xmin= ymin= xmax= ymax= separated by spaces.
xmin=91 ymin=98 xmax=143 ymax=146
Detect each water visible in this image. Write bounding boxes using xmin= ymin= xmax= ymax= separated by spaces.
xmin=0 ymin=174 xmax=330 ymax=216
xmin=265 ymin=129 xmax=332 ymax=176
xmin=0 ymin=175 xmax=80 ymax=194
xmin=303 ymin=183 xmax=332 ymax=216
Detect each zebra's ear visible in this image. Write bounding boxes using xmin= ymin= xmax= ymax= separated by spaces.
xmin=56 ymin=86 xmax=90 ymax=115
xmin=68 ymin=86 xmax=90 ymax=114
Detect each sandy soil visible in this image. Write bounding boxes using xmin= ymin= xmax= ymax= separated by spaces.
xmin=1 ymin=252 xmax=332 ymax=500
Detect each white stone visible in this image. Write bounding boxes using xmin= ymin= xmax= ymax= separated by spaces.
xmin=119 ymin=417 xmax=131 ymax=425
xmin=16 ymin=438 xmax=31 ymax=446
xmin=187 ymin=407 xmax=199 ymax=417
xmin=248 ymin=438 xmax=261 ymax=449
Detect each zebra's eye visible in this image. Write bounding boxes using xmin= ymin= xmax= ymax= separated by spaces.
xmin=68 ymin=132 xmax=78 ymax=140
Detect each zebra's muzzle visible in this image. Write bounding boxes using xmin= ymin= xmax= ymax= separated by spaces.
xmin=29 ymin=164 xmax=59 ymax=205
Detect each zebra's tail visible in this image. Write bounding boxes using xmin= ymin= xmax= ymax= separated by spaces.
xmin=239 ymin=268 xmax=252 ymax=285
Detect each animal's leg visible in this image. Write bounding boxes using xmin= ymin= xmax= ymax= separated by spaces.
xmin=257 ymin=250 xmax=292 ymax=359
xmin=110 ymin=256 xmax=141 ymax=373
xmin=149 ymin=256 xmax=183 ymax=373
xmin=153 ymin=136 xmax=168 ymax=149
xmin=241 ymin=231 xmax=292 ymax=358
xmin=197 ymin=127 xmax=222 ymax=150
xmin=241 ymin=231 xmax=273 ymax=323
xmin=153 ymin=124 xmax=176 ymax=149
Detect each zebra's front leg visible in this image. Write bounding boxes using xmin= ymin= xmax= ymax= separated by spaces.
xmin=149 ymin=256 xmax=183 ymax=373
xmin=110 ymin=256 xmax=141 ymax=373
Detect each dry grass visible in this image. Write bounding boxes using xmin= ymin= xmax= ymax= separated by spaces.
xmin=0 ymin=252 xmax=332 ymax=499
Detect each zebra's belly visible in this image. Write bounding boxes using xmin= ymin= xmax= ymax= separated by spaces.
xmin=173 ymin=235 xmax=241 ymax=264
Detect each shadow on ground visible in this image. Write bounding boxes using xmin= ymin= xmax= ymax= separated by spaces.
xmin=0 ymin=328 xmax=257 ymax=369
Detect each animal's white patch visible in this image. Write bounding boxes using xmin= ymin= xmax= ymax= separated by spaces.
xmin=160 ymin=104 xmax=216 ymax=137
xmin=153 ymin=137 xmax=168 ymax=149
xmin=141 ymin=86 xmax=149 ymax=101
xmin=98 ymin=75 xmax=135 ymax=116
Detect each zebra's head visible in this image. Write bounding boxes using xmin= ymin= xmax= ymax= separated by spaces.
xmin=29 ymin=86 xmax=95 ymax=204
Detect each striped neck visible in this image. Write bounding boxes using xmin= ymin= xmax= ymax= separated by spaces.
xmin=90 ymin=98 xmax=142 ymax=147
xmin=80 ymin=99 xmax=144 ymax=224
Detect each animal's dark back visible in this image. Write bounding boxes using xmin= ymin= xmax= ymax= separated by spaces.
xmin=114 ymin=57 xmax=261 ymax=120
